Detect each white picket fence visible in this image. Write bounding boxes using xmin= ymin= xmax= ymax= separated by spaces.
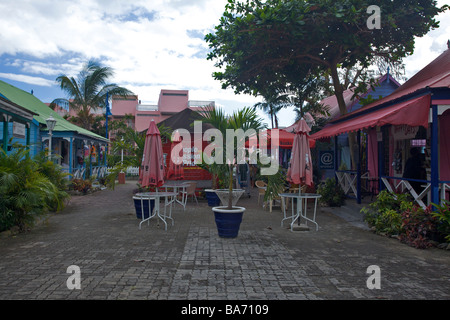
xmin=71 ymin=166 xmax=140 ymax=180
xmin=105 ymin=166 xmax=140 ymax=176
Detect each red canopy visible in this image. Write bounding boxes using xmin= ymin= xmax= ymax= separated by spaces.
xmin=245 ymin=128 xmax=315 ymax=149
xmin=310 ymin=94 xmax=431 ymax=140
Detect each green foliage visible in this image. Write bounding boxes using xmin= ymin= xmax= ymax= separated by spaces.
xmin=317 ymin=178 xmax=345 ymax=207
xmin=50 ymin=60 xmax=134 ymax=131
xmin=0 ymin=146 xmax=69 ymax=232
xmin=399 ymin=205 xmax=437 ymax=249
xmin=104 ymin=160 xmax=132 ymax=190
xmin=361 ymin=190 xmax=412 ymax=235
xmin=264 ymin=168 xmax=286 ymax=202
xmin=71 ymin=178 xmax=93 ymax=194
xmin=198 ymin=153 xmax=229 ymax=189
xmin=431 ymin=200 xmax=450 ymax=243
xmin=207 ymin=0 xmax=446 ymax=95
xmin=361 ymin=190 xmax=450 ymax=248
xmin=199 ymin=106 xmax=265 ymax=208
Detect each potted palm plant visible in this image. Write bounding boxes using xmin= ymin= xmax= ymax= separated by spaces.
xmin=198 ymin=157 xmax=225 ymax=206
xmin=199 ymin=106 xmax=264 ymax=238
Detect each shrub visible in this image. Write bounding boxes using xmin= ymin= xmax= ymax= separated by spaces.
xmin=0 ymin=146 xmax=68 ymax=232
xmin=71 ymin=178 xmax=92 ymax=194
xmin=361 ymin=190 xmax=413 ymax=236
xmin=317 ymin=178 xmax=345 ymax=207
xmin=399 ymin=205 xmax=438 ymax=249
xmin=431 ymin=200 xmax=450 ymax=243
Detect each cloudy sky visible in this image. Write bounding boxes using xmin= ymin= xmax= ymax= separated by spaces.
xmin=0 ymin=0 xmax=449 ymax=127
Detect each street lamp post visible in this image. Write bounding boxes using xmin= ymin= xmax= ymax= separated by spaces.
xmin=46 ymin=116 xmax=57 ymax=161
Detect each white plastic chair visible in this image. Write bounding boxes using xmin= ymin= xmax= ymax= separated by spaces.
xmin=181 ymin=182 xmax=198 ymax=208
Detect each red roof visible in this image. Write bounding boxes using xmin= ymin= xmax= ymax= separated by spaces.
xmin=335 ymin=48 xmax=450 ymax=122
xmin=311 ymin=94 xmax=431 ymax=139
xmin=311 ymin=48 xmax=450 ymax=140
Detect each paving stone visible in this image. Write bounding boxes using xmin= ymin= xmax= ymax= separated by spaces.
xmin=0 ymin=180 xmax=448 ymax=301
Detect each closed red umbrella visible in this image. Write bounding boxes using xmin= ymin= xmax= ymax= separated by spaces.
xmin=287 ymin=118 xmax=313 ymax=187
xmin=139 ymin=119 xmax=165 ymax=188
xmin=166 ymin=130 xmax=184 ymax=180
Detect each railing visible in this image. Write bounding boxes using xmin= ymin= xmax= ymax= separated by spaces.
xmin=105 ymin=166 xmax=140 ymax=176
xmin=380 ymin=176 xmax=449 ymax=209
xmin=69 ymin=166 xmax=141 ymax=181
xmin=335 ymin=170 xmax=358 ymax=198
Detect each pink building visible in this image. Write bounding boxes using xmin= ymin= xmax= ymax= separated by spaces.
xmin=49 ymin=89 xmax=215 ymax=133
xmin=111 ymin=89 xmax=215 ymax=132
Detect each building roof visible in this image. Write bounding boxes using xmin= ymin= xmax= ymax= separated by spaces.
xmin=310 ymin=48 xmax=450 ymax=140
xmin=333 ymin=48 xmax=450 ymax=123
xmin=0 ymin=80 xmax=108 ymax=142
xmin=156 ymin=108 xmax=216 ymax=134
xmin=0 ymin=95 xmax=38 ymax=122
xmin=319 ymin=73 xmax=401 ymax=119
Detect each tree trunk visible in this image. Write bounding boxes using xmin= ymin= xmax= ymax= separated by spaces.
xmin=330 ymin=65 xmax=358 ymax=170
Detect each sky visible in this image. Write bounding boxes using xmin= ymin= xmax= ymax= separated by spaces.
xmin=0 ymin=0 xmax=449 ymax=128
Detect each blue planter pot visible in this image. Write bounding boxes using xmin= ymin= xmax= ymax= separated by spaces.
xmin=212 ymin=206 xmax=245 ymax=238
xmin=133 ymin=198 xmax=155 ymax=220
xmin=205 ymin=190 xmax=221 ymax=207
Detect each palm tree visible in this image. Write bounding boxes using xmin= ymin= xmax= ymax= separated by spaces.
xmin=199 ymin=106 xmax=265 ymax=209
xmin=253 ymin=93 xmax=287 ymax=128
xmin=51 ymin=60 xmax=133 ymax=130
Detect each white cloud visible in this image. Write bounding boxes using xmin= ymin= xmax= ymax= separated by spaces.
xmin=0 ymin=0 xmax=448 ymax=128
xmin=403 ymin=6 xmax=450 ymax=79
xmin=0 ymin=72 xmax=54 ymax=86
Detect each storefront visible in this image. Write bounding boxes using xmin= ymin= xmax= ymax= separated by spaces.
xmin=0 ymin=79 xmax=109 ymax=180
xmin=0 ymin=96 xmax=37 ymax=151
xmin=311 ymin=48 xmax=450 ymax=207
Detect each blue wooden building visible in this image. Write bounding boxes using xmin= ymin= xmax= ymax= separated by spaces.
xmin=0 ymin=79 xmax=109 ymax=179
xmin=312 ymin=48 xmax=450 ymax=207
xmin=314 ymin=72 xmax=401 ymax=182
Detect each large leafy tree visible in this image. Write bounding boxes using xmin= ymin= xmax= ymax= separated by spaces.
xmin=206 ymin=0 xmax=447 ymax=167
xmin=51 ymin=60 xmax=133 ymax=130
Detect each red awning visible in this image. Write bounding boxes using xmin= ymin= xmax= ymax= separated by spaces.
xmin=311 ymin=94 xmax=431 ymax=140
xmin=245 ymin=128 xmax=316 ymax=148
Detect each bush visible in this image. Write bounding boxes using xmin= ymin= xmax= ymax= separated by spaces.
xmin=71 ymin=178 xmax=93 ymax=194
xmin=431 ymin=200 xmax=450 ymax=243
xmin=361 ymin=190 xmax=412 ymax=236
xmin=399 ymin=205 xmax=438 ymax=249
xmin=317 ymin=178 xmax=345 ymax=207
xmin=0 ymin=146 xmax=69 ymax=232
xmin=362 ymin=190 xmax=449 ymax=249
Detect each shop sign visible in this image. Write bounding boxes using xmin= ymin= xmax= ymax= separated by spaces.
xmin=319 ymin=150 xmax=334 ymax=169
xmin=13 ymin=122 xmax=25 ymax=138
xmin=391 ymin=125 xmax=417 ymax=140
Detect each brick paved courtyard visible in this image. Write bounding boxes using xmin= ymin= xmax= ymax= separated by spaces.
xmin=0 ymin=180 xmax=449 ymax=303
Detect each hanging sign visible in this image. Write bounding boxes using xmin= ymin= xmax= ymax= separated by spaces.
xmin=391 ymin=125 xmax=418 ymax=140
xmin=13 ymin=122 xmax=26 ymax=138
xmin=319 ymin=150 xmax=334 ymax=169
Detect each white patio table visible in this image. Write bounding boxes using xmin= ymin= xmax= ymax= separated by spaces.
xmin=134 ymin=191 xmax=177 ymax=230
xmin=159 ymin=182 xmax=189 ymax=210
xmin=279 ymin=193 xmax=321 ymax=231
